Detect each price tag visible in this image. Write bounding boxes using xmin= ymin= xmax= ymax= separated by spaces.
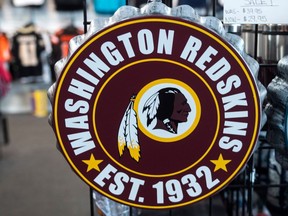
xmin=223 ymin=0 xmax=288 ymax=24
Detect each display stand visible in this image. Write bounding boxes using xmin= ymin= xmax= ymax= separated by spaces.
xmin=0 ymin=93 xmax=9 ymax=156
xmin=0 ymin=109 xmax=9 ymax=158
xmin=81 ymin=0 xmax=288 ymax=215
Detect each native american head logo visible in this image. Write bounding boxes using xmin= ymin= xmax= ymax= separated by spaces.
xmin=117 ymin=87 xmax=192 ymax=162
xmin=143 ymin=87 xmax=191 ymax=134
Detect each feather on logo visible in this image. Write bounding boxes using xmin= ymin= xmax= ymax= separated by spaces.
xmin=142 ymin=92 xmax=160 ymax=126
xmin=118 ymin=95 xmax=141 ymax=162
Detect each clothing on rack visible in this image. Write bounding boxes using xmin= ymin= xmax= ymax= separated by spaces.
xmin=93 ymin=0 xmax=126 ymax=14
xmin=10 ymin=23 xmax=46 ymax=81
xmin=49 ymin=24 xmax=83 ymax=81
xmin=0 ymin=61 xmax=11 ymax=97
xmin=0 ymin=32 xmax=11 ymax=62
xmin=11 ymin=0 xmax=46 ymax=7
xmin=54 ymin=0 xmax=83 ymax=11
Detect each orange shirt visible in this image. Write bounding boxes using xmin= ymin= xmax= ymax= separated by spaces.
xmin=0 ymin=33 xmax=11 ymax=62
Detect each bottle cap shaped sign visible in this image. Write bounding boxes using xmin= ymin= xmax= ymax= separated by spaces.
xmin=265 ymin=56 xmax=288 ymax=169
xmin=48 ymin=1 xmax=267 ymax=209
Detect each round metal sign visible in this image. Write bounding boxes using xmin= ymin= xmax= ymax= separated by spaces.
xmin=51 ymin=15 xmax=261 ymax=209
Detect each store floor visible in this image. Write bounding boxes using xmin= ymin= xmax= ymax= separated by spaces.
xmin=0 ymin=114 xmax=228 ymax=216
xmin=0 ymin=114 xmax=90 ymax=216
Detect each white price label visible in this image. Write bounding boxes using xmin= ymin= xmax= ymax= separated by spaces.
xmin=223 ymin=0 xmax=288 ymax=24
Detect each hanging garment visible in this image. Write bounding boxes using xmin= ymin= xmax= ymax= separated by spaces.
xmin=11 ymin=0 xmax=45 ymax=7
xmin=0 ymin=32 xmax=11 ymax=62
xmin=49 ymin=25 xmax=83 ymax=81
xmin=11 ymin=23 xmax=45 ymax=80
xmin=0 ymin=61 xmax=11 ymax=97
xmin=93 ymin=0 xmax=126 ymax=14
xmin=54 ymin=0 xmax=83 ymax=11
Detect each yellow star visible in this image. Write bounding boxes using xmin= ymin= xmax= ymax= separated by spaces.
xmin=82 ymin=154 xmax=103 ymax=172
xmin=210 ymin=154 xmax=231 ymax=172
